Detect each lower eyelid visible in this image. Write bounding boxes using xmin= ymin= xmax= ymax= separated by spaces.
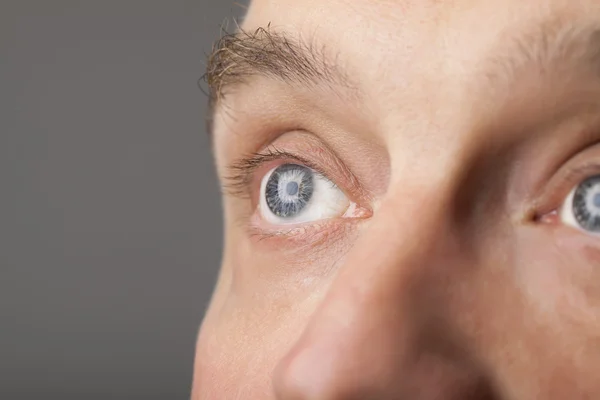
xmin=245 ymin=214 xmax=362 ymax=250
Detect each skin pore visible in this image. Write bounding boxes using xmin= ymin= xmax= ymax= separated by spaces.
xmin=194 ymin=0 xmax=600 ymax=399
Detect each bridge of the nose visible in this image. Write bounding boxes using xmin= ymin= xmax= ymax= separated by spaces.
xmin=271 ymin=172 xmax=493 ymax=398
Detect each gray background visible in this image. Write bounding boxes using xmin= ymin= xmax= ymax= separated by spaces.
xmin=1 ymin=1 xmax=245 ymax=399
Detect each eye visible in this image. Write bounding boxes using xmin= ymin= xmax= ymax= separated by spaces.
xmin=259 ymin=163 xmax=350 ymax=225
xmin=561 ymin=175 xmax=600 ymax=233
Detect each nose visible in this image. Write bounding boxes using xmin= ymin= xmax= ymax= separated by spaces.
xmin=272 ymin=185 xmax=495 ymax=400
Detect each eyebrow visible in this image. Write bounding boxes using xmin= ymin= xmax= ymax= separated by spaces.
xmin=483 ymin=22 xmax=600 ymax=88
xmin=201 ymin=21 xmax=600 ymax=133
xmin=201 ymin=26 xmax=355 ymax=117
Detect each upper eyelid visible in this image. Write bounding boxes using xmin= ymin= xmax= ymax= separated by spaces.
xmin=223 ymin=148 xmax=334 ymax=198
xmin=533 ymin=156 xmax=600 ymax=221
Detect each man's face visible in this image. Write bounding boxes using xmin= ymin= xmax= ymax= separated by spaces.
xmin=193 ymin=0 xmax=600 ymax=398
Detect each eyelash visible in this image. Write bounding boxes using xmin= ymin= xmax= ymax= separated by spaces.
xmin=224 ymin=147 xmax=336 ymax=199
xmin=226 ymin=146 xmax=600 ymax=233
xmin=223 ymin=147 xmax=369 ymax=244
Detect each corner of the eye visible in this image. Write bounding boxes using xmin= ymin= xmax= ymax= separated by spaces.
xmin=517 ymin=203 xmax=558 ymax=226
xmin=343 ymin=202 xmax=373 ymax=219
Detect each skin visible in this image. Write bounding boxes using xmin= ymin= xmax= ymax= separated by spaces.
xmin=193 ymin=0 xmax=600 ymax=398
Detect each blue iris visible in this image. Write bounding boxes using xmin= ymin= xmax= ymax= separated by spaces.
xmin=572 ymin=175 xmax=600 ymax=232
xmin=265 ymin=164 xmax=314 ymax=218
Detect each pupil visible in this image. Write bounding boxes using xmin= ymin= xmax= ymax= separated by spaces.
xmin=286 ymin=181 xmax=299 ymax=196
xmin=594 ymin=193 xmax=600 ymax=208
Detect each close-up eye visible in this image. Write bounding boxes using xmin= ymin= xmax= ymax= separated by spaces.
xmin=561 ymin=175 xmax=600 ymax=233
xmin=259 ymin=163 xmax=350 ymax=225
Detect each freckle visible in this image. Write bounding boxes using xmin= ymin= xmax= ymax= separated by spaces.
xmin=582 ymin=245 xmax=600 ymax=265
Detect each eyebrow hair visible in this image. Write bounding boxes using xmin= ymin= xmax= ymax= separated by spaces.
xmin=484 ymin=22 xmax=600 ymax=88
xmin=201 ymin=25 xmax=354 ymax=118
xmin=201 ymin=21 xmax=600 ymax=134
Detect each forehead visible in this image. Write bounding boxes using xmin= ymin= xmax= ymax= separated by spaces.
xmin=236 ymin=0 xmax=599 ymax=141
xmin=244 ymin=0 xmax=591 ymax=26
xmin=241 ymin=0 xmax=599 ymax=84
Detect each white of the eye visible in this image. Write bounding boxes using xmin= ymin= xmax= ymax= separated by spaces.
xmin=560 ymin=186 xmax=578 ymax=228
xmin=560 ymin=181 xmax=600 ymax=232
xmin=259 ymin=166 xmax=350 ymax=225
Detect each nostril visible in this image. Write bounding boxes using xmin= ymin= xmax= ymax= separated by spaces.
xmin=273 ymin=344 xmax=501 ymax=400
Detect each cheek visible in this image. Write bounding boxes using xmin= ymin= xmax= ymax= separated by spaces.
xmin=193 ymin=302 xmax=282 ymax=399
xmin=193 ymin=269 xmax=322 ymax=400
xmin=486 ymin=227 xmax=600 ymax=398
xmin=516 ymin=227 xmax=600 ymax=330
xmin=450 ymin=226 xmax=600 ymax=399
xmin=194 ymin=213 xmax=343 ymax=398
